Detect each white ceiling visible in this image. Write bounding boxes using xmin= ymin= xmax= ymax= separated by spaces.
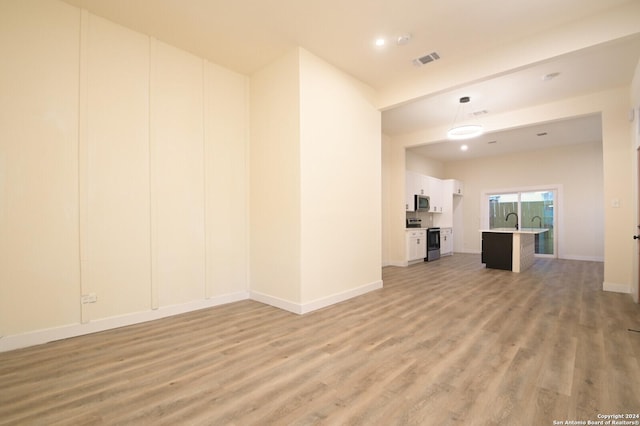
xmin=62 ymin=0 xmax=632 ymax=89
xmin=62 ymin=0 xmax=640 ymax=161
xmin=389 ymin=35 xmax=640 ymax=161
xmin=382 ymin=36 xmax=640 ymax=135
xmin=408 ymin=114 xmax=603 ymax=162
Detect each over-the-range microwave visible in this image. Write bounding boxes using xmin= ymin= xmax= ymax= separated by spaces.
xmin=415 ymin=194 xmax=430 ymax=211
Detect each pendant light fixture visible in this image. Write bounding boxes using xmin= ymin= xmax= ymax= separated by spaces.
xmin=447 ymin=96 xmax=484 ymax=140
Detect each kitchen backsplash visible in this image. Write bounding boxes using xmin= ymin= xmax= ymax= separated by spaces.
xmin=406 ymin=211 xmax=434 ymax=227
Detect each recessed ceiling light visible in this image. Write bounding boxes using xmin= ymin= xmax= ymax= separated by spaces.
xmin=488 ymin=140 xmax=497 ymax=144
xmin=375 ymin=38 xmax=386 ymax=47
xmin=460 ymin=145 xmax=469 ymax=151
xmin=536 ymin=132 xmax=548 ymax=136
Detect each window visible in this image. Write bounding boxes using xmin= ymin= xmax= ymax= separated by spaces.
xmin=487 ymin=190 xmax=556 ymax=256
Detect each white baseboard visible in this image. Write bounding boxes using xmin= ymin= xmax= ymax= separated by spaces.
xmin=561 ymin=254 xmax=604 ymax=262
xmin=250 ymin=291 xmax=304 ymax=314
xmin=383 ymin=261 xmax=408 ymax=267
xmin=0 ymin=291 xmax=249 ymax=353
xmin=461 ymin=249 xmax=482 ymax=254
xmin=300 ymin=280 xmax=383 ymax=314
xmin=382 ymin=260 xmax=407 ymax=268
xmin=603 ymin=281 xmax=631 ymax=294
xmin=1 ymin=280 xmax=385 ymax=353
xmin=251 ymin=280 xmax=383 ymax=315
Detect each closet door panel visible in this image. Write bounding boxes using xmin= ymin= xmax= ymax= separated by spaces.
xmin=151 ymin=41 xmax=206 ymax=307
xmin=83 ymin=13 xmax=151 ymax=320
xmin=0 ymin=0 xmax=80 ymax=334
xmin=204 ymin=62 xmax=249 ymax=297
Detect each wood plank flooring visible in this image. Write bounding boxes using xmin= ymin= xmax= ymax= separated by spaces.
xmin=1 ymin=254 xmax=640 ymax=425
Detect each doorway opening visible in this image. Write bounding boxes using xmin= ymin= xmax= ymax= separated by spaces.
xmin=484 ymin=187 xmax=559 ymax=257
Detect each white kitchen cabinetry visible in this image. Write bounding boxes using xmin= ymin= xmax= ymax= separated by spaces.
xmin=406 ymin=229 xmax=427 ymax=262
xmin=410 ymin=171 xmax=429 ymax=196
xmin=406 ymin=173 xmax=460 ymax=214
xmin=451 ymin=179 xmax=464 ymax=196
xmin=427 ymin=176 xmax=443 ymax=213
xmin=405 ymin=172 xmax=414 ymax=211
xmin=435 ymin=180 xmax=455 ymax=227
xmin=440 ymin=228 xmax=453 ymax=256
xmin=417 ymin=174 xmax=429 ymax=196
xmin=405 ymin=171 xmax=430 ymax=211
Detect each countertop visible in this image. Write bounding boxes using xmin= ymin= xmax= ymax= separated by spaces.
xmin=479 ymin=228 xmax=548 ymax=234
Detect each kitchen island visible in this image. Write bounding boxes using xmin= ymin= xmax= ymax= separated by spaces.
xmin=480 ymin=228 xmax=548 ymax=272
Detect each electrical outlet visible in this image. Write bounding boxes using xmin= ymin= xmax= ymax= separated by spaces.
xmin=81 ymin=293 xmax=97 ymax=304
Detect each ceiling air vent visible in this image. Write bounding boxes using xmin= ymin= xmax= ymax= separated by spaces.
xmin=413 ymin=52 xmax=440 ymax=66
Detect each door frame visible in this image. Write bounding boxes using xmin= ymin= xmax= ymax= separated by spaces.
xmin=635 ymin=146 xmax=640 ymax=303
xmin=634 ymin=103 xmax=640 ymax=303
xmin=481 ymin=184 xmax=562 ymax=259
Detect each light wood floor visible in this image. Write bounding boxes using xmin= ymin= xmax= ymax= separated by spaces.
xmin=2 ymin=254 xmax=640 ymax=425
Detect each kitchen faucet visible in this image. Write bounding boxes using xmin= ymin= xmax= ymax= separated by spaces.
xmin=532 ymin=215 xmax=542 ymax=228
xmin=505 ymin=212 xmax=519 ymax=230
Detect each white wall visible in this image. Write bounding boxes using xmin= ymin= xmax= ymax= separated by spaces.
xmin=250 ymin=48 xmax=382 ymax=313
xmin=0 ymin=0 xmax=81 ymax=336
xmin=249 ymin=49 xmax=302 ymax=304
xmin=405 ymin=151 xmax=444 ymax=177
xmin=444 ymin=141 xmax=604 ymax=261
xmin=151 ymin=40 xmax=207 ymax=307
xmin=0 ymin=0 xmax=249 ymax=351
xmin=383 ymin=136 xmax=408 ymax=266
xmin=382 ymin=134 xmax=392 ymax=266
xmin=204 ymin=61 xmax=250 ymax=300
xmin=82 ymin=12 xmax=151 ymax=321
xmin=600 ymin=90 xmax=635 ymax=292
xmin=1 ymin=1 xmax=381 ymax=350
xmin=298 ymin=49 xmax=382 ymax=305
xmin=631 ymin=56 xmax=640 ymax=303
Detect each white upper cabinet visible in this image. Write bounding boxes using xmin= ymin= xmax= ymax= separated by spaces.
xmin=405 ymin=171 xmax=430 ymax=211
xmin=406 ymin=172 xmax=442 ymax=212
xmin=436 ymin=180 xmax=455 ymax=227
xmin=406 ymin=173 xmax=462 ymax=214
xmin=426 ymin=176 xmax=443 ymax=213
xmin=407 ymin=171 xmax=428 ymax=193
xmin=416 ymin=174 xmax=429 ymax=196
xmin=451 ymin=179 xmax=464 ymax=196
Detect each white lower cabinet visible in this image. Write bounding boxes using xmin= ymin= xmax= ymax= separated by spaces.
xmin=441 ymin=228 xmax=453 ymax=256
xmin=406 ymin=229 xmax=427 ymax=262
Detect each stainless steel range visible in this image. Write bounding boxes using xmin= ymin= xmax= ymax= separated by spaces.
xmin=426 ymin=227 xmax=441 ymax=261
